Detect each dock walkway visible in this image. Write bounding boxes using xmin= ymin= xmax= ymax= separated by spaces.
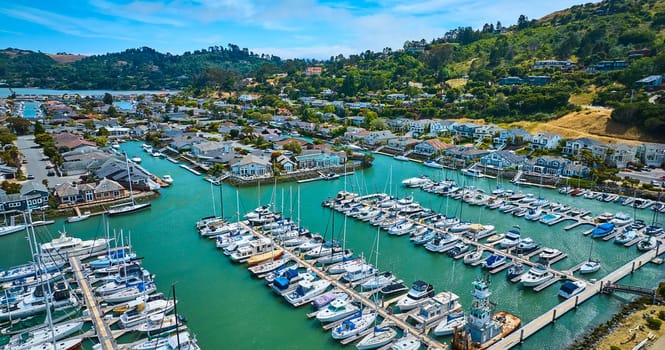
xmin=240 ymin=222 xmax=447 ymax=350
xmin=490 ymin=245 xmax=664 ymax=349
xmin=69 ymin=257 xmax=117 ymax=350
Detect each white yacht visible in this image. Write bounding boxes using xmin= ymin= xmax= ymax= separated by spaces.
xmin=498 ymin=228 xmax=521 ymax=249
xmin=315 ymin=294 xmax=359 ymax=322
xmin=395 ymin=280 xmax=435 ymax=311
xmin=432 ymin=312 xmax=466 ymax=336
xmin=389 ymin=331 xmax=421 ymax=350
xmin=40 ymin=230 xmax=109 ymax=259
xmin=558 ymin=281 xmax=586 ymax=299
xmin=284 ymin=279 xmax=331 ymax=307
xmin=360 ymin=271 xmax=396 ymax=290
xmin=520 ymin=264 xmax=554 ymax=287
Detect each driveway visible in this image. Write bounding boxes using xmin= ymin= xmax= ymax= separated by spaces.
xmin=15 ymin=135 xmax=79 ymax=188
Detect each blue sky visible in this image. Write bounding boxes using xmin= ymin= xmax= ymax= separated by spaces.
xmin=1 ymin=0 xmax=587 ymax=59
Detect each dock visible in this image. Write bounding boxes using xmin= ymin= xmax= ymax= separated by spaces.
xmin=489 ymin=244 xmax=665 ymax=349
xmin=69 ymin=257 xmax=117 ymax=350
xmin=240 ymin=222 xmax=448 ymax=350
xmin=179 ymin=164 xmax=201 ymax=176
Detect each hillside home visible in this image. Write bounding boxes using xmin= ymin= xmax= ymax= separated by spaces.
xmin=636 ymin=143 xmax=665 ymax=168
xmin=493 ymin=128 xmax=532 ymax=147
xmin=453 ymin=123 xmax=480 ymax=139
xmin=635 ymin=75 xmax=663 ymax=89
xmin=473 ymin=125 xmax=504 ymax=141
xmin=530 ymin=132 xmax=561 ymax=150
xmin=606 ymin=143 xmax=637 ymax=169
xmin=429 ymin=120 xmax=457 ymax=136
xmin=562 ymin=138 xmax=607 ymax=158
xmin=524 ymin=156 xmax=570 ymax=176
xmin=408 ymin=119 xmax=432 ymax=135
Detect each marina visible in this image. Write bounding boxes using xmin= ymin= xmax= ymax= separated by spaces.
xmin=1 ymin=142 xmax=664 ymax=350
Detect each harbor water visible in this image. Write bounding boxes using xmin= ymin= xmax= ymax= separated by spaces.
xmin=1 ymin=141 xmax=663 ymax=349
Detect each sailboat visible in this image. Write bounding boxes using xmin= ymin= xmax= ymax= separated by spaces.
xmin=579 ymin=239 xmax=601 ymax=274
xmin=108 ymin=153 xmax=151 ymax=216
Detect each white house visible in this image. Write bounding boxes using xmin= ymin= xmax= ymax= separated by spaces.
xmin=231 ymin=155 xmax=271 ymax=177
xmin=530 ymin=132 xmax=562 ymax=150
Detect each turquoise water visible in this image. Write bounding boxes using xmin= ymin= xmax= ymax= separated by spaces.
xmin=1 ymin=141 xmax=663 ymax=349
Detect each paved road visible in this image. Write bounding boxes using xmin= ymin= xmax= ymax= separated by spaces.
xmin=617 ymin=168 xmax=665 ymax=186
xmin=15 ymin=135 xmax=79 ymax=188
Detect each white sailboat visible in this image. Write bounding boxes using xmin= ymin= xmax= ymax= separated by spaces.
xmin=108 ymin=153 xmax=151 ymax=216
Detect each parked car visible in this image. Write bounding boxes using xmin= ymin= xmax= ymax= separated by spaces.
xmin=27 ymin=174 xmax=35 ymax=180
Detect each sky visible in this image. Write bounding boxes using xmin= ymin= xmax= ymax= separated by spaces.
xmin=0 ymin=0 xmax=589 ymax=60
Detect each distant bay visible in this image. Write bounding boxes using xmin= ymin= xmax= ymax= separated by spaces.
xmin=0 ymin=88 xmax=177 ymax=98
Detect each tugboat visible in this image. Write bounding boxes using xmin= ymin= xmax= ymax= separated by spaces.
xmin=452 ymin=275 xmax=521 ymax=350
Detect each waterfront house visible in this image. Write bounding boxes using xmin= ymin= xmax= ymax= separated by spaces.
xmin=231 ymin=154 xmax=271 ymax=177
xmin=606 ymin=143 xmax=636 ymax=169
xmin=364 ymin=130 xmax=396 ymax=146
xmin=524 ymin=156 xmax=569 ymax=176
xmin=94 ymin=158 xmax=157 ymax=191
xmin=54 ymin=178 xmax=126 ymax=206
xmin=275 ymin=154 xmax=296 ymax=173
xmin=0 ymin=181 xmax=49 ymax=212
xmin=169 ymin=135 xmax=207 ymax=152
xmin=444 ymin=146 xmax=490 ymax=162
xmin=561 ymin=162 xmax=591 ymax=178
xmin=413 ymin=139 xmax=454 ymax=156
xmin=295 ymin=150 xmax=345 ymax=170
xmin=191 ymin=141 xmax=228 ymax=156
xmin=480 ymin=151 xmax=526 ymax=169
xmin=636 ymin=143 xmax=665 ymax=168
xmin=105 ymin=126 xmax=131 ymax=139
xmin=530 ymin=132 xmax=562 ymax=150
xmin=388 ymin=136 xmax=419 ymax=151
xmin=497 ymin=77 xmax=523 ymax=86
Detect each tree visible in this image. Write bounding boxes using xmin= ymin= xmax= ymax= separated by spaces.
xmin=517 ymin=14 xmax=529 ymax=29
xmin=0 ymin=181 xmax=21 ymax=194
xmin=283 ymin=141 xmax=303 ymax=155
xmin=103 ymin=92 xmax=113 ymax=105
xmin=6 ymin=117 xmax=32 ymax=135
xmin=96 ymin=127 xmax=110 ymax=137
xmin=33 ymin=120 xmax=45 ymax=136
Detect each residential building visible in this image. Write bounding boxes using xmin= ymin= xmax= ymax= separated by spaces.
xmin=635 ymin=75 xmax=663 ymax=89
xmin=387 ymin=136 xmax=419 ymax=151
xmin=105 ymin=126 xmax=131 ymax=139
xmin=534 ymin=60 xmax=574 ymax=70
xmin=53 ymin=132 xmax=96 ymax=151
xmin=429 ymin=120 xmax=457 ymax=136
xmin=53 ymin=178 xmax=126 ymax=206
xmin=530 ymin=132 xmax=562 ymax=150
xmin=295 ymin=150 xmax=345 ymax=169
xmin=444 ymin=146 xmax=490 ymax=162
xmin=524 ymin=156 xmax=570 ymax=176
xmin=493 ymin=128 xmax=532 ymax=147
xmin=231 ymin=154 xmax=271 ymax=177
xmin=0 ymin=181 xmax=49 ymax=212
xmin=408 ymin=119 xmax=432 ymax=135
xmin=473 ymin=125 xmax=504 ymax=141
xmin=480 ymin=151 xmax=526 ymax=169
xmin=191 ymin=141 xmax=228 ymax=156
xmin=636 ymin=143 xmax=665 ymax=168
xmin=606 ymin=143 xmax=636 ymax=169
xmin=413 ymin=139 xmax=454 ymax=156
xmin=453 ymin=123 xmax=480 ymax=139
xmin=562 ymin=138 xmax=605 ymax=157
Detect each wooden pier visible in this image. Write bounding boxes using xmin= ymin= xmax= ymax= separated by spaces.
xmin=489 ymin=244 xmax=665 ymax=349
xmin=69 ymin=257 xmax=117 ymax=350
xmin=240 ymin=222 xmax=448 ymax=350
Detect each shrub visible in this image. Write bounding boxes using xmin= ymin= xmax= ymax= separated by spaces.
xmin=659 ymin=310 xmax=665 ymax=321
xmin=646 ymin=317 xmax=662 ymax=330
xmin=610 ymin=346 xmax=621 ymax=350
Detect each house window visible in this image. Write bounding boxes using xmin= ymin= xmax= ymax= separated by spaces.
xmin=85 ymin=192 xmax=93 ymax=201
xmin=114 ymin=191 xmax=120 ymax=197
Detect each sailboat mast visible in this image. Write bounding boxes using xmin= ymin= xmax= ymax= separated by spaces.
xmin=172 ymin=284 xmax=181 ymax=349
xmin=210 ymin=182 xmax=217 ymax=218
xmin=124 ymin=153 xmax=136 ymax=205
xmin=219 ymin=182 xmax=224 ymax=218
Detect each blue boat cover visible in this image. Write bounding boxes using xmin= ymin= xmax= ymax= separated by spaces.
xmin=274 ymin=277 xmax=289 ymax=289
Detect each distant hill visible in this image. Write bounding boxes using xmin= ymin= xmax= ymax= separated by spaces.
xmin=0 ymin=46 xmax=279 ymax=90
xmin=1 ymin=0 xmax=665 ymax=139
